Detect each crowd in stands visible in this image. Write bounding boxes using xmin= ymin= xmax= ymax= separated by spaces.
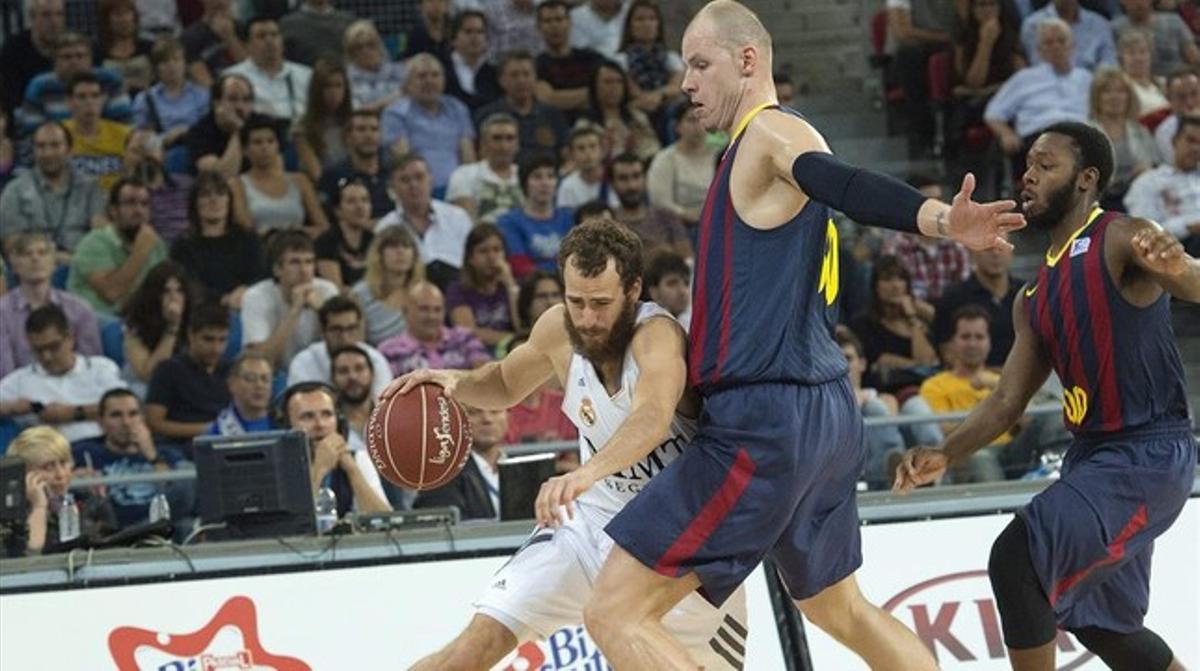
xmin=4 ymin=0 xmax=1190 ymax=554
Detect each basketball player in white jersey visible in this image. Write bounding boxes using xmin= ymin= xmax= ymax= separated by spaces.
xmin=386 ymin=216 xmax=749 ymax=670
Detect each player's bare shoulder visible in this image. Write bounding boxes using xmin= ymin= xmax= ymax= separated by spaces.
xmin=731 ymin=109 xmax=828 ymax=229
xmin=745 ymin=108 xmax=830 ymax=161
xmin=630 ymin=313 xmax=688 ymax=357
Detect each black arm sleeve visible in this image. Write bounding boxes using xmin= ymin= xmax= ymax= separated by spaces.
xmin=791 ymin=151 xmax=927 ymax=234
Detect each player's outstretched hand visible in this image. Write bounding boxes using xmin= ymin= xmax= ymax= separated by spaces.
xmin=380 ymin=368 xmax=462 ymax=401
xmin=535 ymin=470 xmax=597 ymax=528
xmin=1132 ymin=226 xmax=1190 ymax=276
xmin=947 ymin=173 xmax=1026 ymax=252
xmin=892 ymin=447 xmax=949 ymax=493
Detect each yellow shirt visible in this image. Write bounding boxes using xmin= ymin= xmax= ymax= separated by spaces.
xmin=63 ymin=119 xmax=131 ymax=192
xmin=919 ymin=370 xmax=1013 ymax=445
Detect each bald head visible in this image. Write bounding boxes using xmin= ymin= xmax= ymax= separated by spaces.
xmin=688 ymin=0 xmax=772 ymax=61
xmin=405 ymin=281 xmax=446 ymax=342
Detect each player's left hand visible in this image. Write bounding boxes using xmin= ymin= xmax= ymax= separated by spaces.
xmin=1132 ymin=226 xmax=1189 ymax=275
xmin=946 ymin=173 xmax=1026 ymax=252
xmin=534 ymin=470 xmax=597 ymax=528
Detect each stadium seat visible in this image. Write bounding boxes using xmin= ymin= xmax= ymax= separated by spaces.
xmin=100 ymin=318 xmax=125 ymax=369
xmin=0 ymin=419 xmax=19 ymax=457
xmin=869 ymin=9 xmax=906 ymax=135
xmin=223 ymin=310 xmax=243 ymax=362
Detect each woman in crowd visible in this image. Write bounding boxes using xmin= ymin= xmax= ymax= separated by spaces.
xmin=294 ymin=60 xmax=352 ymax=182
xmin=229 ymin=115 xmax=329 ymax=237
xmin=446 ymin=224 xmax=519 ymax=353
xmin=616 ymin=0 xmax=684 ymax=124
xmin=646 ymin=103 xmax=718 ymax=228
xmin=344 ymin=20 xmax=406 ymax=113
xmin=170 ymin=171 xmax=267 ymax=309
xmin=948 ymin=0 xmax=1023 ymax=154
xmin=580 ymin=61 xmax=661 ymax=163
xmin=97 ymin=0 xmax=155 ymax=93
xmin=122 ymin=260 xmax=195 ymax=395
xmin=1117 ymin=30 xmax=1170 ymax=118
xmin=132 ymin=38 xmax=210 ymax=151
xmin=850 ymin=255 xmax=938 ymax=394
xmin=315 ymin=180 xmax=374 ymax=289
xmin=1089 ymin=67 xmax=1161 ymax=211
xmin=351 ymin=226 xmax=426 ymax=345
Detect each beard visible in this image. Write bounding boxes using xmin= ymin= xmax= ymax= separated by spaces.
xmin=616 ymin=190 xmax=643 ymax=210
xmin=339 ymin=384 xmax=371 ymax=406
xmin=564 ymin=295 xmax=638 ymax=365
xmin=1026 ymin=177 xmax=1078 ymax=232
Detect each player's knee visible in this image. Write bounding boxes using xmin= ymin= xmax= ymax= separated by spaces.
xmin=1071 ymin=626 xmax=1175 ymax=671
xmin=583 ymin=598 xmax=621 ymax=646
xmin=988 ymin=517 xmax=1057 ymax=649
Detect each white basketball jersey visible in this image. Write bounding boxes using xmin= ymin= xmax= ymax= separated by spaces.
xmin=561 ymin=302 xmax=696 ymax=524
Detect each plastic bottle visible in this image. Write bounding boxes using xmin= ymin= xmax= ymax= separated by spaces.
xmin=148 ymin=492 xmax=171 ymax=523
xmin=315 ymin=487 xmax=338 ymax=535
xmin=58 ymin=493 xmax=80 ymax=543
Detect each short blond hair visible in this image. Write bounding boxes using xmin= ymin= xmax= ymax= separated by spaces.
xmin=8 ymin=426 xmax=72 ymax=467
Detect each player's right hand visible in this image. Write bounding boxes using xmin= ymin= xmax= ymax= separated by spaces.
xmin=382 ymin=369 xmax=461 ymax=400
xmin=892 ymin=447 xmax=948 ymax=493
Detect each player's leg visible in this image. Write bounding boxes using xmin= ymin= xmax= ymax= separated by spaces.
xmin=1070 ymin=626 xmax=1180 ymax=671
xmin=408 ymin=614 xmax=517 ymax=671
xmin=661 ymin=582 xmax=751 ymax=670
xmin=987 ymin=516 xmax=1057 ymax=671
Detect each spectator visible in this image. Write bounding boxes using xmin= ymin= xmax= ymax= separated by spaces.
xmin=71 ymin=388 xmax=188 ymax=528
xmin=643 ymin=250 xmax=691 ymax=330
xmin=985 ymin=19 xmax=1092 ymax=168
xmin=446 ymin=113 xmax=524 ymax=224
xmin=242 ymin=230 xmax=339 ymax=368
xmin=441 ymin=11 xmax=502 ymax=112
xmin=0 ymin=305 xmax=123 ymax=442
xmin=0 ymin=109 xmax=13 ymax=191
xmin=887 ymin=0 xmax=956 ymax=156
xmin=96 ymin=0 xmax=155 ymax=94
xmin=381 ymin=54 xmax=477 ymax=192
xmin=515 ymin=268 xmax=563 ymax=332
xmin=582 ymin=60 xmax=661 ymax=162
xmin=131 ymin=39 xmax=211 ymax=152
xmin=351 ymin=226 xmax=426 ymax=345
xmin=570 ymin=0 xmax=631 ymax=59
xmin=282 ymin=381 xmax=390 ymax=515
xmin=180 ymin=0 xmax=247 ymax=88
xmin=170 ymin=171 xmax=268 ymax=308
xmin=208 ymin=353 xmax=275 ymax=435
xmin=850 ymin=255 xmax=939 ymax=394
xmin=1116 ymin=30 xmax=1169 ymax=117
xmin=288 ymin=296 xmax=393 ymax=397
xmin=535 ymin=0 xmax=607 ymax=125
xmin=121 ymin=130 xmax=194 ymax=244
xmin=880 ymin=178 xmax=971 ymax=302
xmin=143 ymin=302 xmax=230 ymax=446
xmin=278 ymin=0 xmax=355 ymax=67
xmin=9 ymin=426 xmax=117 ymax=555
xmin=67 ymin=178 xmax=169 ymax=317
xmin=121 ymin=260 xmax=194 ymax=395
xmin=1153 ymin=68 xmax=1200 ymax=162
xmin=475 ymin=51 xmax=570 ymax=163
xmin=0 ymin=0 xmax=66 ymax=119
xmin=1089 ymin=66 xmax=1162 ymax=209
xmin=17 ymin=31 xmax=132 ymax=138
xmin=376 ymin=153 xmax=474 ymax=289
xmin=378 ymin=281 xmax=491 ymax=375
xmin=934 ymin=246 xmax=1021 ymax=367
xmin=1020 ymin=0 xmax=1116 ymax=69
xmin=1111 ymin=0 xmax=1200 ymax=78
xmin=413 ymin=404 xmax=507 ymax=519
xmin=62 ymin=72 xmax=133 ymax=192
xmin=774 ymin=72 xmax=797 ymax=107
xmin=224 ymin=17 xmax=313 ymax=123
xmin=948 ymin=0 xmax=1026 ymax=154
xmin=294 ymin=60 xmax=352 ymax=182
xmin=344 ymin=20 xmax=407 ymax=114
xmin=230 ymin=115 xmax=330 ymax=237
xmin=316 ymin=111 xmax=392 ymax=219
xmin=1125 ymin=113 xmax=1200 ymax=254
xmin=0 ymin=122 xmax=106 ymax=256
xmin=483 ymin=0 xmax=542 ymax=62
xmin=556 ymin=125 xmax=610 ymax=208
xmin=646 ymin=103 xmax=717 ymax=228
xmin=446 ymin=224 xmax=520 ymax=350
xmin=0 ymin=233 xmax=102 ymax=380
xmin=404 ymin=0 xmax=453 ymax=60
xmin=615 ymin=0 xmax=685 ymax=122
xmin=183 ymin=74 xmax=256 ymax=178
xmin=315 ymin=180 xmax=374 ymax=288
xmin=499 ymin=153 xmax=574 ymax=278
xmin=134 ymin=0 xmax=179 ymax=42
xmin=609 ymin=152 xmax=691 ymax=259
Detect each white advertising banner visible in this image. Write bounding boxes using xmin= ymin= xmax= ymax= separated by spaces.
xmin=805 ymin=500 xmax=1200 ymax=670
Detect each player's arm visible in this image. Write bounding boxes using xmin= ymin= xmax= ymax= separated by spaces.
xmin=1114 ymin=217 xmax=1200 ymax=303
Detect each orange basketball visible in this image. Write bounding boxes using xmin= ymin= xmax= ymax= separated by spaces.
xmin=366 ymin=383 xmax=473 ymax=491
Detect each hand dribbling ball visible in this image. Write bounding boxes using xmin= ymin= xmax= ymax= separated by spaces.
xmin=366 ymin=382 xmax=473 ymax=490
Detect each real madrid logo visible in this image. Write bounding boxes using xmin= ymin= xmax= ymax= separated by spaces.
xmin=579 ymin=397 xmax=597 ymax=427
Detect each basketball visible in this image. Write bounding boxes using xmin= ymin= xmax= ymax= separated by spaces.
xmin=366 ymin=383 xmax=473 ymax=491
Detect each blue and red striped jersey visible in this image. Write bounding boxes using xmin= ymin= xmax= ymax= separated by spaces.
xmin=1024 ymin=208 xmax=1190 ymax=435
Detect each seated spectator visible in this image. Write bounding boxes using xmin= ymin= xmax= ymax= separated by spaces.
xmin=570 ymin=0 xmax=630 ymax=59
xmin=414 ymin=404 xmax=507 ymax=519
xmin=516 ymin=268 xmax=564 ymax=333
xmin=134 ymin=0 xmax=179 ymax=43
xmin=1116 ymin=30 xmax=1169 ymax=118
xmin=0 ymin=0 xmax=65 ymax=122
xmin=121 ymin=261 xmax=194 ymax=395
xmin=0 ymin=233 xmax=102 ymax=379
xmin=376 ymin=153 xmax=474 ymax=290
xmin=0 ymin=305 xmax=124 ymax=442
xmin=67 ymin=178 xmax=170 ymax=317
xmin=887 ymin=0 xmax=955 ymax=156
xmin=535 ymin=0 xmax=607 ymax=125
xmin=1089 ymin=66 xmax=1161 ymax=209
xmin=208 ymin=353 xmax=275 ymax=435
xmin=229 ymin=115 xmax=330 ymax=237
xmin=774 ymin=72 xmax=796 ymax=107
xmin=278 ymin=0 xmax=355 ymax=67
xmin=447 ymin=224 xmax=519 ymax=351
xmin=850 ymin=255 xmax=939 ymax=394
xmin=180 ymin=0 xmax=247 ymax=88
xmin=880 ymin=178 xmax=971 ymax=302
xmin=1153 ymin=68 xmax=1200 ymax=163
xmin=283 ymin=381 xmax=390 ymax=515
xmin=316 ymin=111 xmax=393 ymax=220
xmin=62 ymin=72 xmax=133 ymax=192
xmin=293 ymin=60 xmax=351 ymax=182
xmin=581 ymin=61 xmax=661 ymax=162
xmin=615 ymin=0 xmax=685 ymax=123
xmin=382 ymin=54 xmax=477 ymax=192
xmin=288 ymin=296 xmax=393 ymax=398
xmin=71 ymin=388 xmax=189 ymax=528
xmin=183 ymin=73 xmax=254 ymax=178
xmin=351 ymin=226 xmax=426 ymax=345
xmin=242 ymin=230 xmax=339 ymax=368
xmin=0 ymin=122 xmax=106 ymax=257
xmin=934 ymin=246 xmax=1021 ymax=367
xmin=404 ymin=0 xmax=453 ymax=59
xmin=378 ymin=281 xmax=492 ymax=375
xmin=609 ymin=153 xmax=691 ymax=259
xmin=0 ymin=109 xmax=14 ymax=191
xmin=499 ymin=153 xmax=575 ymax=278
xmin=646 ymin=104 xmax=718 ymax=228
xmin=1111 ymin=0 xmax=1200 ymax=78
xmin=556 ymin=125 xmax=611 ymax=209
xmin=344 ymin=20 xmax=407 ymax=114
xmin=948 ymin=0 xmax=1025 ymax=154
xmin=224 ymin=17 xmax=313 ymax=123
xmin=315 ymin=180 xmax=374 ymax=288
xmin=9 ymin=426 xmax=117 ymax=555
xmin=447 ymin=113 xmax=525 ymax=224
xmin=643 ymin=250 xmax=691 ymax=330
xmin=144 ymin=302 xmax=230 ymax=446
xmin=17 ymin=31 xmax=132 ymax=139
xmin=985 ymin=19 xmax=1092 ymax=164
xmin=1020 ymin=0 xmax=1115 ymax=70
xmin=1125 ymin=113 xmax=1200 ymax=254
xmin=484 ymin=0 xmax=542 ymax=61
xmin=170 ymin=171 xmax=267 ymax=308
xmin=96 ymin=0 xmax=155 ymax=94
xmin=441 ymin=11 xmax=501 ymax=112
xmin=121 ymin=130 xmax=194 ymax=243
xmin=476 ymin=51 xmax=570 ymax=164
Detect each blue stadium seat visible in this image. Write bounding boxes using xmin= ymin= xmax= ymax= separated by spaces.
xmin=223 ymin=310 xmax=243 ymax=362
xmin=0 ymin=419 xmax=20 ymax=457
xmin=164 ymin=145 xmax=192 ymax=175
xmin=100 ymin=318 xmax=125 ymax=368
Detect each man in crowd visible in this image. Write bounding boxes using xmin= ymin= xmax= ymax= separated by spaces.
xmin=935 ymin=246 xmax=1021 ymax=367
xmin=499 ymin=153 xmax=575 ymax=278
xmin=881 ymin=177 xmax=972 ymax=302
xmin=475 ymin=51 xmax=569 ymax=163
xmin=62 ymin=72 xmax=132 ymax=192
xmin=225 ymin=17 xmax=312 ymax=122
xmin=209 ymin=353 xmax=275 ymax=436
xmin=414 ymin=404 xmax=509 ymax=519
xmin=643 ymin=251 xmax=692 ymax=330
xmin=1153 ymin=68 xmax=1200 ymax=163
xmin=279 ymin=0 xmax=356 ymax=66
xmin=145 ymin=303 xmax=231 ymax=449
xmin=569 ymin=0 xmax=630 ymax=59
xmin=447 ymin=113 xmax=524 ymax=225
xmin=483 ymin=0 xmax=542 ymax=61
xmin=0 ymin=0 xmax=66 ymax=118
xmin=181 ymin=0 xmax=248 ymax=87
xmin=610 ymin=153 xmax=692 ymax=259
xmin=1020 ymin=0 xmax=1116 ymax=69
xmin=441 ymin=11 xmax=501 ymax=112
xmin=556 ymin=125 xmax=610 ymax=208
xmin=1126 ymin=114 xmax=1200 ymax=255
xmin=17 ymin=31 xmax=131 ymax=138
xmin=378 ymin=282 xmax=491 ymax=376
xmin=317 ymin=111 xmax=392 ymax=219
xmin=289 ymin=296 xmax=393 ymax=399
xmin=535 ymin=0 xmax=606 ymax=125
xmin=184 ymin=73 xmax=256 ymax=177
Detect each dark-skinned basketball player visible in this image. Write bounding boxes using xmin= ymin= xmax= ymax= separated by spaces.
xmin=896 ymin=120 xmax=1199 ymax=671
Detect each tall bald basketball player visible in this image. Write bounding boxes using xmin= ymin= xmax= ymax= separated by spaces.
xmin=387 ymin=218 xmax=749 ymax=671
xmin=548 ymin=1 xmax=1027 ymax=669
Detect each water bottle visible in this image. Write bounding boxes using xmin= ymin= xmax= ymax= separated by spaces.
xmin=315 ymin=487 xmax=338 ymax=535
xmin=148 ymin=492 xmax=171 ymax=523
xmin=58 ymin=493 xmax=80 ymax=543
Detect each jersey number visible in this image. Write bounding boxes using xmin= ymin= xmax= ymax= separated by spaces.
xmin=1063 ymin=385 xmax=1089 ymax=425
xmin=818 ymin=218 xmax=839 ymax=306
